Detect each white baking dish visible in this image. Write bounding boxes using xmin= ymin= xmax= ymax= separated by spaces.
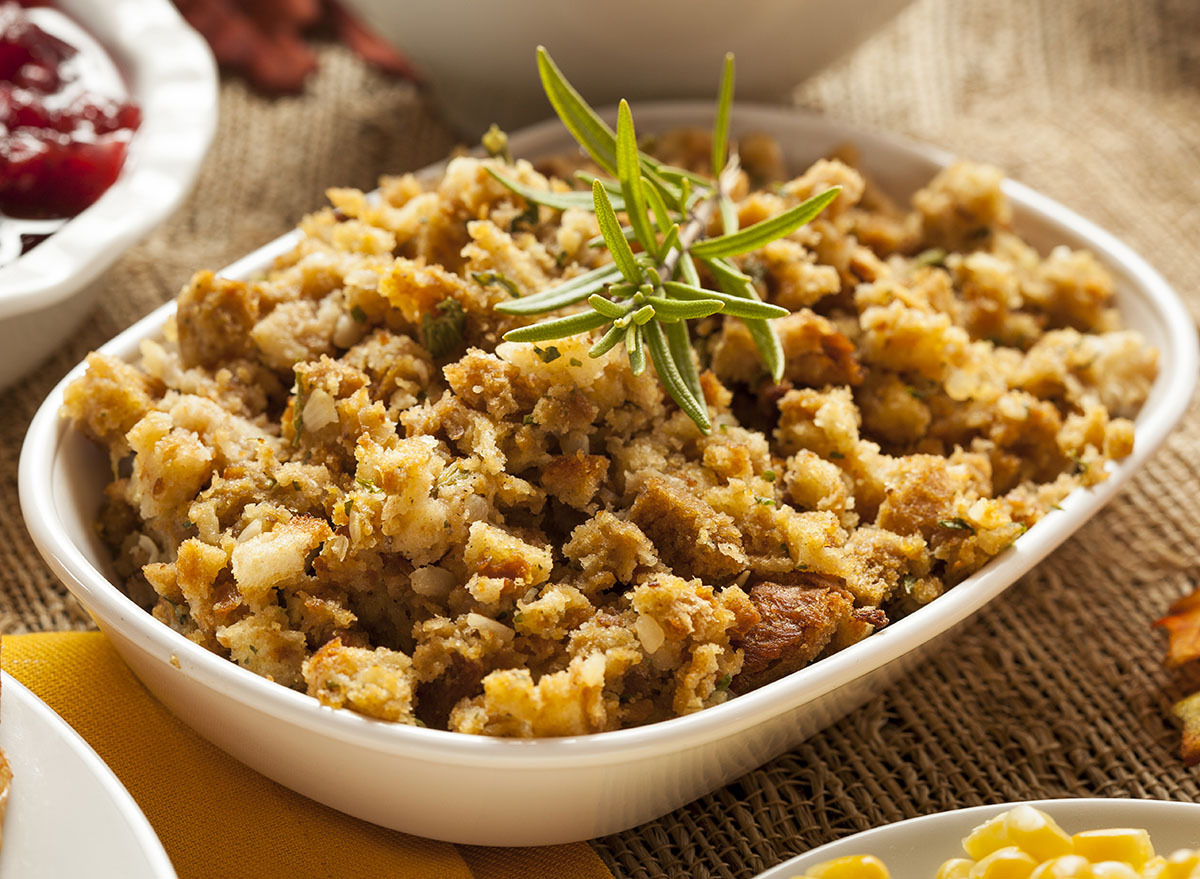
xmin=18 ymin=105 xmax=1197 ymax=846
xmin=0 ymin=0 xmax=216 ymax=389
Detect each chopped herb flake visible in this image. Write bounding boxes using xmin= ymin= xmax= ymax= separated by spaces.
xmin=912 ymin=247 xmax=947 ymax=268
xmin=356 ymin=476 xmax=380 ymax=492
xmin=829 ymin=451 xmax=845 ymax=460
xmin=421 ymin=299 xmax=467 ymax=358
xmin=523 ymin=414 xmax=535 ymax=425
xmin=533 ymin=345 xmax=562 ymax=363
xmin=755 ymin=496 xmax=776 ymax=506
xmin=472 ymin=271 xmax=521 ymax=298
xmin=569 ymin=357 xmax=583 ymax=367
xmin=350 ymin=304 xmax=367 ymax=322
xmin=762 ymin=469 xmax=776 ymax=482
xmin=938 ymin=517 xmax=975 ymax=533
xmin=511 ymin=201 xmax=540 ymax=231
xmin=343 ymin=499 xmax=353 ymax=516
xmin=714 ymin=673 xmax=732 ymax=693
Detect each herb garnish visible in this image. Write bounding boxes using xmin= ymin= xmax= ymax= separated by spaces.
xmin=421 ymin=298 xmax=467 ymax=358
xmin=472 ymin=271 xmax=521 ymax=298
xmin=938 ymin=517 xmax=975 ymax=534
xmin=487 ymin=48 xmax=839 ymax=434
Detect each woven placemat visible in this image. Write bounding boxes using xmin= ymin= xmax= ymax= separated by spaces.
xmin=2 ymin=0 xmax=1197 ymax=875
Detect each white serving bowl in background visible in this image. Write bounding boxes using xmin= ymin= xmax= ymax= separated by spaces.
xmin=0 ymin=0 xmax=216 ymax=390
xmin=754 ymin=799 xmax=1200 ymax=878
xmin=339 ymin=0 xmax=915 ymax=134
xmin=18 ymin=105 xmax=1198 ymax=846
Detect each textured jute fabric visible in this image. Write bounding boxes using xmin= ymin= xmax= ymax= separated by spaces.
xmin=0 ymin=0 xmax=1197 ymax=876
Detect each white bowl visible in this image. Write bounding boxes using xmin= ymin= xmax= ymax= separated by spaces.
xmin=0 ymin=0 xmax=216 ymax=390
xmin=339 ymin=0 xmax=915 ymax=134
xmin=18 ymin=105 xmax=1198 ymax=846
xmin=755 ymin=799 xmax=1200 ymax=878
xmin=0 ymin=673 xmax=176 ymax=879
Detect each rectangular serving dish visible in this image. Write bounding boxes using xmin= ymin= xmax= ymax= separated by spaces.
xmin=18 ymin=104 xmax=1198 ymax=846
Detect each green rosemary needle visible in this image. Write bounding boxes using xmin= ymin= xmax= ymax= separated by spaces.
xmin=489 ymin=46 xmax=840 ymax=434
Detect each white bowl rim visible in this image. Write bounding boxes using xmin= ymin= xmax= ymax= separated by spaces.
xmin=754 ymin=797 xmax=1200 ymax=877
xmin=0 ymin=0 xmax=218 ymax=320
xmin=18 ymin=102 xmax=1199 ymax=770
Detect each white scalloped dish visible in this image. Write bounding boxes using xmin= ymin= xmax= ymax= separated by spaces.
xmin=0 ymin=0 xmax=216 ymax=389
xmin=18 ymin=105 xmax=1198 ymax=846
xmin=0 ymin=672 xmax=175 ymax=878
xmin=754 ymin=799 xmax=1200 ymax=878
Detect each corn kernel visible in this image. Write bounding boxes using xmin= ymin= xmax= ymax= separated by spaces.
xmin=806 ymin=854 xmax=890 ymax=879
xmin=968 ymin=846 xmax=1039 ymax=879
xmin=938 ymin=858 xmax=976 ymax=879
xmin=1004 ymin=806 xmax=1075 ymax=861
xmin=1072 ymin=830 xmax=1155 ymax=870
xmin=966 ymin=815 xmax=1015 ymax=861
xmin=1090 ymin=862 xmax=1142 ymax=879
xmin=1029 ymin=855 xmax=1092 ymax=878
xmin=1141 ymin=856 xmax=1167 ymax=879
xmin=1158 ymin=849 xmax=1200 ymax=879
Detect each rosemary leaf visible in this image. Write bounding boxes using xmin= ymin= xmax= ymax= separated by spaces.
xmin=664 ymin=319 xmax=705 ymax=404
xmin=586 ymin=226 xmax=637 ymax=249
xmin=574 ymin=172 xmax=623 ymax=196
xmin=690 ymin=186 xmax=841 ymax=258
xmin=661 ymin=280 xmax=787 ymax=319
xmin=631 ymin=304 xmax=656 ymax=325
xmin=711 ymin=53 xmax=735 ymax=176
xmin=587 ymin=293 xmax=630 ymax=320
xmin=657 ymin=224 xmax=682 ymax=263
xmin=486 ymin=167 xmax=623 ymax=212
xmin=742 ymin=318 xmax=785 ymax=382
xmin=643 ymin=179 xmax=675 ymax=236
xmin=593 ymin=180 xmax=643 ymax=283
xmin=503 ymin=309 xmax=610 ymax=343
xmin=537 ymin=47 xmax=618 ymax=175
xmin=626 ymin=323 xmax=646 ymax=375
xmin=645 ymin=295 xmax=724 ymax=320
xmin=495 ymin=264 xmax=619 ymax=315
xmin=706 ymin=268 xmax=785 ymax=381
xmin=718 ymin=195 xmax=739 ymax=236
xmin=644 ymin=320 xmax=711 ymax=434
xmin=588 ymin=322 xmax=625 ymax=359
xmin=616 ymin=100 xmax=658 ymax=253
xmin=677 ymin=251 xmax=701 ymax=286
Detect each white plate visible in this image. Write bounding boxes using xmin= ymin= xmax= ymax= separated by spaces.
xmin=0 ymin=672 xmax=175 ymax=878
xmin=17 ymin=104 xmax=1199 ymax=846
xmin=756 ymin=799 xmax=1200 ymax=878
xmin=0 ymin=0 xmax=216 ymax=389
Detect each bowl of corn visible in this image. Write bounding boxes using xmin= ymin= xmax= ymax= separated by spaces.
xmin=757 ymin=801 xmax=1200 ymax=879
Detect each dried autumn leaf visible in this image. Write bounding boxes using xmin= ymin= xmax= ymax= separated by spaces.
xmin=173 ymin=0 xmax=413 ymax=93
xmin=1172 ymin=690 xmax=1200 ymax=767
xmin=1154 ymin=587 xmax=1200 ymax=668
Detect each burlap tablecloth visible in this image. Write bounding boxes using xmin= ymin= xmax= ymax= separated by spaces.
xmin=3 ymin=0 xmax=1198 ymax=875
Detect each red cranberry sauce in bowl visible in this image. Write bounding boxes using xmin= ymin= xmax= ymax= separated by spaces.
xmin=1 ymin=1 xmax=141 ymax=260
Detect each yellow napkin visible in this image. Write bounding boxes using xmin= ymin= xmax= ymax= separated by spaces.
xmin=2 ymin=632 xmax=614 ymax=879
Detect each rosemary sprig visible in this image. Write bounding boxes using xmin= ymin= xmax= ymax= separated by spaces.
xmin=489 ymin=46 xmax=840 ymax=434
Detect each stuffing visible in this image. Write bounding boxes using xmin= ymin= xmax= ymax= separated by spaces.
xmin=63 ymin=136 xmax=1155 ymax=736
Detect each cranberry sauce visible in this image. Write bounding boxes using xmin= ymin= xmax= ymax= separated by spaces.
xmin=0 ymin=1 xmax=141 ymax=225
